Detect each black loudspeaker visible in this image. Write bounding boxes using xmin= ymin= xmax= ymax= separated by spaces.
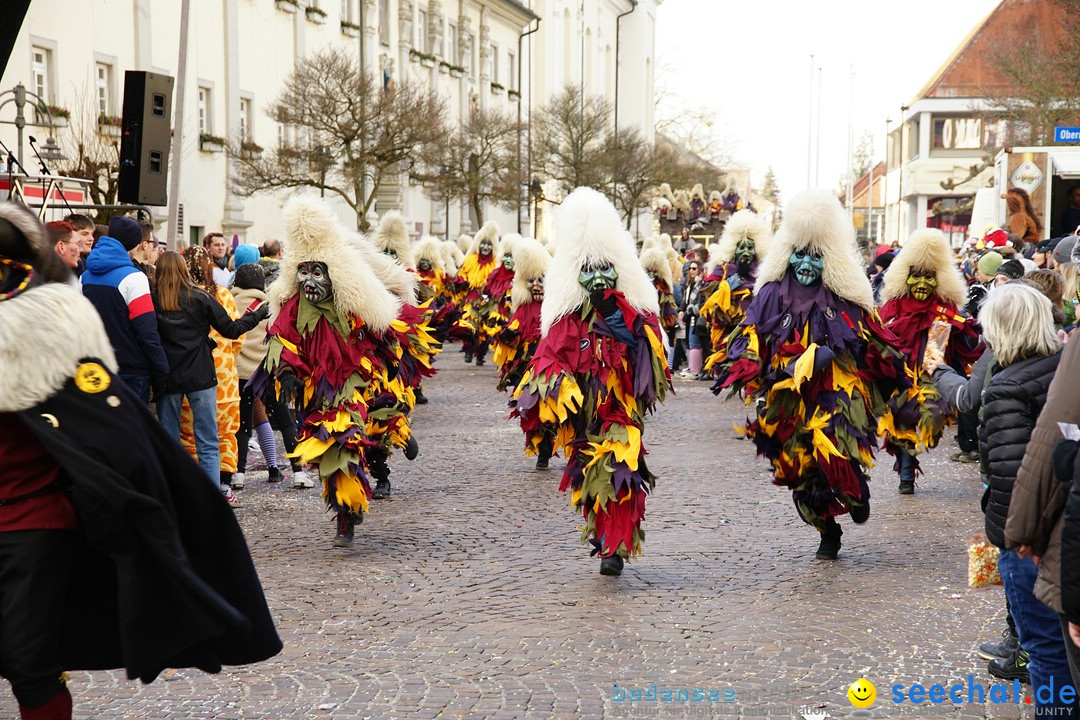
xmin=118 ymin=70 xmax=174 ymax=207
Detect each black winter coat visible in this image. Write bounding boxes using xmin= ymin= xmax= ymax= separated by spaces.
xmin=1059 ymin=438 xmax=1080 ymax=621
xmin=981 ymin=351 xmax=1062 ymax=548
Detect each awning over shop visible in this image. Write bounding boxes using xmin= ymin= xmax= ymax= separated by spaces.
xmin=1052 ymin=154 xmax=1080 ymax=179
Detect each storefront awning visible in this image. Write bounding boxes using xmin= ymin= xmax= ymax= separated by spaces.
xmin=1052 ymin=154 xmax=1080 ymax=179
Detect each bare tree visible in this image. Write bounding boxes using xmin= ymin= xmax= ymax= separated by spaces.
xmin=231 ymin=48 xmax=450 ymax=230
xmin=54 ymin=91 xmax=121 ymax=220
xmin=422 ymin=106 xmax=521 ymax=227
xmin=651 ymin=134 xmax=721 ymax=192
xmin=533 ymin=85 xmax=610 ymax=194
xmin=760 ymin=166 xmax=781 ymax=230
xmin=602 ymin=127 xmax=657 ymax=229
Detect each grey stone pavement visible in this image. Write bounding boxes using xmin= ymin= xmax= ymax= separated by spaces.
xmin=3 ymin=354 xmax=1041 ymax=719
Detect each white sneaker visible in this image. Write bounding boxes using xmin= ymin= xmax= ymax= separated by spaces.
xmin=231 ymin=472 xmax=245 ymax=490
xmin=247 ymin=438 xmax=259 ymax=452
xmin=292 ymin=468 xmax=314 ymax=488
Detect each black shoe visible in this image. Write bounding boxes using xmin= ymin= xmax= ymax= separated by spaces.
xmin=600 ymin=555 xmax=624 ymax=576
xmin=850 ymin=475 xmax=870 ymax=524
xmin=476 ymin=355 xmax=485 ymax=367
xmin=535 ymin=456 xmax=549 ymax=471
xmin=333 ymin=510 xmax=357 ymax=547
xmin=415 ymin=389 xmax=428 ymax=405
xmin=960 ymin=451 xmax=980 ymax=463
xmin=988 ymin=648 xmax=1029 ymax=683
xmin=404 ymin=436 xmax=419 ymax=460
xmin=372 ymin=479 xmax=391 ymax=500
xmin=267 ymin=466 xmax=283 ymax=483
xmin=815 ymin=521 xmax=843 ymax=560
xmin=978 ymin=628 xmax=1020 ymax=661
xmin=464 ymin=352 xmax=473 ymax=363
xmin=898 ymin=479 xmax=915 ymax=495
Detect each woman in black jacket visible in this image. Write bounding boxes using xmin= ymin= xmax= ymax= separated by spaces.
xmin=933 ymin=282 xmax=1071 ymax=715
xmin=153 ymin=252 xmax=267 ymax=495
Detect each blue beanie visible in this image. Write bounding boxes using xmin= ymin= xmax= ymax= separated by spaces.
xmin=233 ymin=243 xmax=260 ymax=268
xmin=107 ymin=216 xmax=144 ymax=251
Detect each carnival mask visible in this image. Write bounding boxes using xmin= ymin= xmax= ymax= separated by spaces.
xmin=383 ymin=247 xmax=398 ymax=260
xmin=502 ymin=253 xmax=515 ymax=271
xmin=735 ymin=238 xmax=756 ymax=265
xmin=479 ymin=239 xmax=493 ymax=257
xmin=417 ymin=258 xmax=432 ymax=271
xmin=297 ymin=261 xmax=333 ymax=304
xmin=906 ymin=268 xmax=938 ymax=301
xmin=527 ymin=275 xmax=545 ymax=302
xmin=789 ymin=248 xmax=824 ymax=286
xmin=579 ymin=262 xmax=618 ymax=293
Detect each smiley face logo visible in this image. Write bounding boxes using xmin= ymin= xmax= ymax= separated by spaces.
xmin=847 ymin=678 xmax=876 ymax=708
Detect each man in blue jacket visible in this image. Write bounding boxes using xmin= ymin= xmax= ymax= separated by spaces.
xmin=81 ymin=216 xmax=168 ymax=403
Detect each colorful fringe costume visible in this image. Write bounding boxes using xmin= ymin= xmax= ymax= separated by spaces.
xmin=876 ymin=228 xmax=982 ymax=477
xmin=453 ymin=222 xmax=500 ymax=362
xmin=712 ymin=191 xmax=909 ymax=557
xmin=513 ymin=187 xmax=671 ymax=573
xmin=639 ymin=247 xmax=678 ymax=339
xmin=493 ymin=237 xmax=550 ymax=392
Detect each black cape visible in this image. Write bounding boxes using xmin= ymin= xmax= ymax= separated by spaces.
xmin=17 ymin=359 xmax=282 ymax=682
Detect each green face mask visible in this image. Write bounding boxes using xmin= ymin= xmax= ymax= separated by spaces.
xmin=579 ymin=263 xmax=618 ymax=293
xmin=789 ymin=248 xmax=824 ymax=286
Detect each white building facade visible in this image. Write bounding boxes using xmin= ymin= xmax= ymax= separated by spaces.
xmin=1 ymin=0 xmax=660 ymax=246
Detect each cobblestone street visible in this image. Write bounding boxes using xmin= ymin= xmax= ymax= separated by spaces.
xmin=5 ymin=355 xmax=1034 ymax=719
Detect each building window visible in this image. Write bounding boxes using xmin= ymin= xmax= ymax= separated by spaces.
xmin=240 ymin=98 xmax=252 ymax=141
xmin=31 ymin=46 xmax=50 ymax=103
xmin=508 ymin=51 xmax=515 ymax=91
xmin=189 ymin=225 xmax=204 ymax=249
xmin=491 ymin=43 xmax=498 ymax=83
xmin=379 ymin=0 xmax=390 ymax=46
xmin=197 ymin=86 xmax=211 ymax=135
xmin=418 ymin=9 xmax=428 ymax=52
xmin=96 ymin=63 xmax=111 ymax=116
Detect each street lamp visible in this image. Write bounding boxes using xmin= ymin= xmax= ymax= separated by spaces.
xmin=0 ymin=82 xmax=63 ymax=170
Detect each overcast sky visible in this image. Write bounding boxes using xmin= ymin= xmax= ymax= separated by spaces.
xmin=654 ymin=0 xmax=1001 ymax=201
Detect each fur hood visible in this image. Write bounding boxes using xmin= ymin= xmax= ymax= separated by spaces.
xmin=881 ymin=228 xmax=967 ymax=306
xmin=441 ymin=241 xmax=463 ymax=276
xmin=0 ymin=282 xmax=118 ymax=411
xmin=691 ymin=183 xmax=704 ymax=200
xmin=541 ymin=187 xmax=659 ymax=336
xmin=511 ymin=237 xmax=550 ymax=311
xmin=456 ymin=233 xmax=472 ymax=254
xmin=266 ymin=195 xmax=402 ymax=332
xmin=468 ymin=221 xmax=501 ymax=258
xmin=639 ymin=236 xmax=658 ymax=253
xmin=709 ymin=190 xmax=722 ymax=204
xmin=346 ymin=231 xmax=418 ymax=303
xmin=639 ymin=248 xmax=673 ymax=288
xmin=413 ymin=236 xmax=446 ymax=272
xmin=755 ymin=189 xmax=875 ymax=312
xmin=372 ymin=211 xmax=414 ymax=268
xmin=713 ymin=209 xmax=772 ymax=264
xmin=499 ymin=232 xmax=520 ymax=261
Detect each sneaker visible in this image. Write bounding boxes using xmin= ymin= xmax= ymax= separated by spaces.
xmin=600 ymin=554 xmax=624 ymax=576
xmin=247 ymin=438 xmax=260 ymax=452
xmin=988 ymin=648 xmax=1029 ymax=683
xmin=898 ymin=480 xmax=915 ymax=495
xmin=267 ymin=466 xmax=283 ymax=483
xmin=292 ymin=468 xmax=314 ymax=489
xmin=978 ymin=628 xmax=1020 ymax=661
xmin=333 ymin=510 xmax=356 ymax=547
xmin=372 ymin=479 xmax=391 ymax=500
xmin=949 ymin=451 xmax=966 ymax=462
xmin=960 ymin=451 xmax=981 ymax=463
xmin=231 ymin=472 xmax=246 ymax=490
xmin=222 ymin=489 xmax=242 ymax=509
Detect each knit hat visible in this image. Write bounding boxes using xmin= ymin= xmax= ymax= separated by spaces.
xmin=996 ymin=259 xmax=1025 ymax=280
xmin=1053 ymin=236 xmax=1078 ymax=266
xmin=107 ymin=216 xmax=143 ymax=251
xmin=232 ymin=262 xmax=265 ymax=291
xmin=233 ymin=243 xmax=260 ymax=268
xmin=874 ymin=251 xmax=894 ymax=270
xmin=977 ymin=251 xmax=1004 ymax=276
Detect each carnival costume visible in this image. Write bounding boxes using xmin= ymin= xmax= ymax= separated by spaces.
xmin=713 ymin=190 xmax=910 ymax=560
xmin=0 ymin=203 xmax=280 ymax=718
xmin=701 ymin=210 xmax=772 ymax=373
xmin=258 ymin=196 xmax=402 ymax=547
xmin=453 ymin=222 xmax=500 ymax=365
xmin=493 ymin=237 xmax=549 ymax=394
xmin=877 ymin=228 xmax=982 ymax=493
xmin=639 ymin=247 xmax=678 ymax=341
xmin=513 ymin=188 xmax=671 ymax=576
xmin=476 ymin=234 xmax=517 ymax=359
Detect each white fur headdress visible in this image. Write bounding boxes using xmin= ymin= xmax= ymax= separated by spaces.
xmin=639 ymin=247 xmax=674 ymax=288
xmin=691 ymin=183 xmax=704 ymax=200
xmin=709 ymin=190 xmax=722 ymax=203
xmin=541 ymin=187 xmax=659 ymax=335
xmin=373 ymin=211 xmax=414 ymax=268
xmin=457 ymin=234 xmax=472 ymax=254
xmin=468 ymin=221 xmax=500 ymax=258
xmin=267 ymin=195 xmax=402 ymax=332
xmin=881 ymin=228 xmax=967 ymax=306
xmin=713 ymin=209 xmax=772 ymax=265
xmin=511 ymin=237 xmax=550 ymax=311
xmin=755 ymin=189 xmax=875 ymax=312
xmin=639 ymin=236 xmax=658 ymax=254
xmin=413 ymin=235 xmax=446 ymax=272
xmin=500 ymin=232 xmax=520 ymax=260
xmin=346 ymin=231 xmax=418 ymax=303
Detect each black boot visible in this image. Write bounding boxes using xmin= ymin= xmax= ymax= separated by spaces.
xmin=333 ymin=510 xmax=358 ymax=547
xmin=849 ymin=472 xmax=870 ymax=524
xmin=404 ymin=436 xmax=419 ymax=461
xmin=815 ymin=519 xmax=843 ymax=560
xmin=536 ymin=436 xmax=553 ymax=471
xmin=464 ymin=350 xmax=473 ymax=363
xmin=415 ymin=388 xmax=428 ymax=405
xmin=370 ymin=455 xmax=392 ymax=499
xmin=600 ymin=554 xmax=624 ymax=576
